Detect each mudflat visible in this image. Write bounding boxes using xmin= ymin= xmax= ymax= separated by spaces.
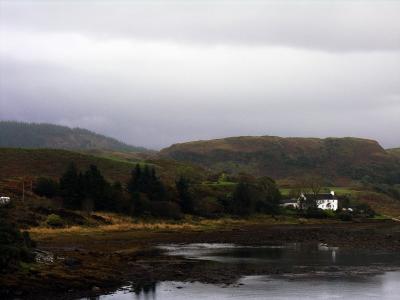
xmin=2 ymin=220 xmax=400 ymax=299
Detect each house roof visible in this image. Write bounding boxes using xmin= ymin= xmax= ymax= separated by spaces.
xmin=303 ymin=193 xmax=337 ymax=200
xmin=281 ymin=199 xmax=298 ymax=204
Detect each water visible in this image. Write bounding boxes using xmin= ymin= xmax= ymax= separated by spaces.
xmin=90 ymin=243 xmax=400 ymax=300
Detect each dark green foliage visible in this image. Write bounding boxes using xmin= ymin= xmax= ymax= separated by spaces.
xmin=0 ymin=209 xmax=35 ymax=272
xmin=255 ymin=177 xmax=282 ymax=214
xmin=46 ymin=214 xmax=64 ymax=227
xmin=176 ymin=176 xmax=194 ymax=214
xmin=230 ymin=176 xmax=282 ymax=216
xmin=352 ymin=203 xmax=376 ymax=218
xmin=59 ymin=163 xmax=84 ymax=209
xmin=0 ymin=121 xmax=148 ymax=152
xmin=304 ymin=207 xmax=328 ymax=219
xmin=33 ymin=177 xmax=59 ymax=198
xmin=231 ymin=181 xmax=254 ymax=215
xmin=127 ymin=164 xmax=182 ymax=218
xmin=82 ymin=165 xmax=113 ymax=211
xmin=337 ymin=211 xmax=353 ymax=221
xmin=58 ymin=163 xmax=125 ymax=213
xmin=338 ymin=195 xmax=351 ymax=210
xmin=193 ymin=196 xmax=224 ymax=217
xmin=112 ymin=181 xmax=132 ymax=213
xmin=128 ymin=164 xmax=166 ymax=202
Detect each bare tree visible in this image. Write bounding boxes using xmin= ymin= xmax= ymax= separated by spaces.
xmin=307 ymin=175 xmax=323 ymax=197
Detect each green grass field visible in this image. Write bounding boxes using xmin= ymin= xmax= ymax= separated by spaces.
xmin=279 ymin=187 xmax=358 ymax=197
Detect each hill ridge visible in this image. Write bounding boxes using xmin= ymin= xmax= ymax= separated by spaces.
xmin=160 ymin=135 xmax=399 ymax=184
xmin=0 ymin=121 xmax=149 ymax=153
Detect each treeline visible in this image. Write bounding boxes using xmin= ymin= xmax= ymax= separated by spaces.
xmin=34 ymin=163 xmax=282 ymax=219
xmin=0 ymin=121 xmax=146 ymax=152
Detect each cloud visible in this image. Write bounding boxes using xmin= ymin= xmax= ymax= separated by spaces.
xmin=1 ymin=1 xmax=400 ymax=52
xmin=0 ymin=1 xmax=399 ymax=149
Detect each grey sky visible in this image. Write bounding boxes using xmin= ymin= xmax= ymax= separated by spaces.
xmin=1 ymin=0 xmax=399 ymax=149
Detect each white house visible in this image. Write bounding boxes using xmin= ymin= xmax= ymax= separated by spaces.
xmin=281 ymin=191 xmax=339 ymax=210
xmin=0 ymin=196 xmax=11 ymax=206
xmin=299 ymin=191 xmax=338 ymax=210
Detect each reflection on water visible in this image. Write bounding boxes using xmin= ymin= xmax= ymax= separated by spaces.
xmin=85 ymin=243 xmax=400 ymax=300
xmin=159 ymin=242 xmax=400 ymax=267
xmin=101 ymin=272 xmax=400 ymax=300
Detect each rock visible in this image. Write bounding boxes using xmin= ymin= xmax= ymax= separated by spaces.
xmin=92 ymin=286 xmax=101 ymax=292
xmin=64 ymin=257 xmax=82 ymax=267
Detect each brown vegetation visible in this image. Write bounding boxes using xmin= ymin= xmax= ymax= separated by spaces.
xmin=160 ymin=136 xmax=399 ymax=184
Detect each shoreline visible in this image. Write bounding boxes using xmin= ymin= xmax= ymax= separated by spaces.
xmin=2 ymin=219 xmax=400 ymax=299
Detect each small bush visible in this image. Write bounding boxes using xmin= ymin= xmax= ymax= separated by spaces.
xmin=338 ymin=212 xmax=353 ymax=221
xmin=305 ymin=207 xmax=327 ymax=219
xmin=46 ymin=214 xmax=64 ymax=227
xmin=324 ymin=209 xmax=336 ymax=218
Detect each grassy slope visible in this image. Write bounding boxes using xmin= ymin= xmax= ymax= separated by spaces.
xmin=160 ymin=136 xmax=399 ymax=185
xmin=0 ymin=148 xmax=134 ymax=183
xmin=0 ymin=148 xmax=207 ymax=185
xmin=279 ymin=187 xmax=359 ymax=197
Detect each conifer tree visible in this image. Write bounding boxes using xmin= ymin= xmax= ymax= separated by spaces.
xmin=59 ymin=163 xmax=83 ymax=209
xmin=176 ymin=176 xmax=193 ymax=213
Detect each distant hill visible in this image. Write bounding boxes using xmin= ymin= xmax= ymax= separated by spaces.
xmin=0 ymin=121 xmax=149 ymax=152
xmin=160 ymin=136 xmax=400 ymax=185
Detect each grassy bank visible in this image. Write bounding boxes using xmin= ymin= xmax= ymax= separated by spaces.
xmin=27 ymin=212 xmax=346 ymax=240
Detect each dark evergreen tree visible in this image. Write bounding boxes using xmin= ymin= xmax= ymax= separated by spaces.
xmin=232 ymin=181 xmax=254 ymax=215
xmin=255 ymin=177 xmax=282 ymax=214
xmin=128 ymin=164 xmax=166 ymax=202
xmin=176 ymin=176 xmax=193 ymax=214
xmin=59 ymin=163 xmax=83 ymax=209
xmin=128 ymin=164 xmax=142 ymax=194
xmin=82 ymin=165 xmax=112 ymax=211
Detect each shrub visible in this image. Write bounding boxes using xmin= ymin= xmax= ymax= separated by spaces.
xmin=324 ymin=209 xmax=336 ymax=218
xmin=338 ymin=211 xmax=353 ymax=221
xmin=34 ymin=177 xmax=59 ymax=198
xmin=46 ymin=214 xmax=64 ymax=227
xmin=0 ymin=210 xmax=35 ymax=272
xmin=353 ymin=203 xmax=376 ymax=218
xmin=305 ymin=207 xmax=327 ymax=219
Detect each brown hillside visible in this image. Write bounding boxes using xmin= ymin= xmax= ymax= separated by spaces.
xmin=160 ymin=136 xmax=399 ymax=184
xmin=0 ymin=148 xmax=206 ymax=186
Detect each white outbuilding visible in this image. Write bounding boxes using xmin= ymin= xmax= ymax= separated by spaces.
xmin=0 ymin=196 xmax=11 ymax=206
